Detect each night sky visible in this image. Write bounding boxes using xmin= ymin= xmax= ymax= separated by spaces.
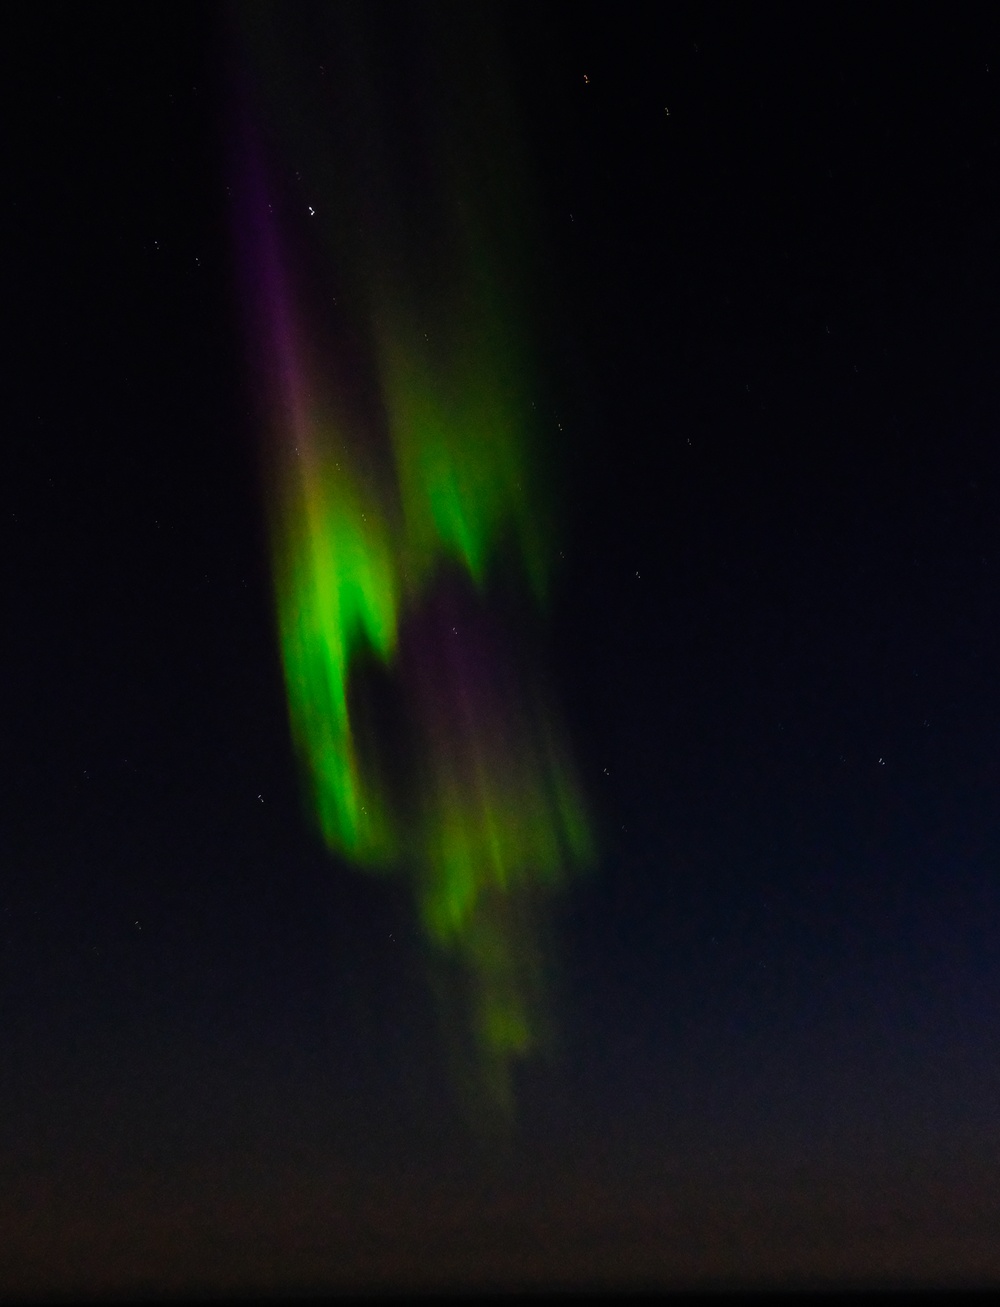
xmin=5 ymin=2 xmax=1000 ymax=1294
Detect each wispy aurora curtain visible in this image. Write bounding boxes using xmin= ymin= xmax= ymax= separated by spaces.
xmin=232 ymin=3 xmax=592 ymax=1115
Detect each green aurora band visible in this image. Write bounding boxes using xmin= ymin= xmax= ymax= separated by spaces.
xmin=236 ymin=7 xmax=592 ymax=1111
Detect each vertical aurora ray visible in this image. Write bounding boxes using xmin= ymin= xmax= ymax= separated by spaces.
xmin=233 ymin=5 xmax=592 ymax=1115
xmin=236 ymin=140 xmax=402 ymax=866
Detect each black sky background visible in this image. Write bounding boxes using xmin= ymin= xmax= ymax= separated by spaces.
xmin=4 ymin=2 xmax=1000 ymax=1292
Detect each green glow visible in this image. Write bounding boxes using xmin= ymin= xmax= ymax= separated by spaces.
xmin=240 ymin=10 xmax=592 ymax=1114
xmin=273 ymin=434 xmax=400 ymax=865
xmin=269 ymin=316 xmax=592 ymax=1104
xmin=375 ymin=264 xmax=551 ymax=603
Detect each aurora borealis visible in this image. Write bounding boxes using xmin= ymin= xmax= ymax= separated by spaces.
xmin=233 ymin=6 xmax=591 ymax=1109
xmin=13 ymin=3 xmax=1000 ymax=1293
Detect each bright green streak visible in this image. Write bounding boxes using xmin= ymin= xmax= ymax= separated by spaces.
xmin=275 ymin=442 xmax=400 ymax=865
